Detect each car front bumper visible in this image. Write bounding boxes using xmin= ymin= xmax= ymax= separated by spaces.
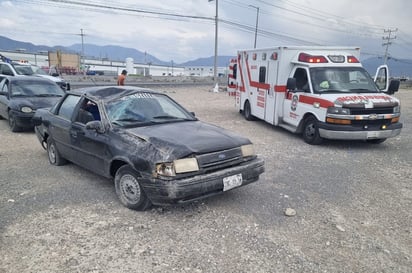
xmin=9 ymin=110 xmax=35 ymax=129
xmin=142 ymin=157 xmax=265 ymax=205
xmin=318 ymin=122 xmax=402 ymax=140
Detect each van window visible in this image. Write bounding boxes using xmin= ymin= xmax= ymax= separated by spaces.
xmin=233 ymin=64 xmax=237 ymax=80
xmin=259 ymin=66 xmax=266 ymax=83
xmin=293 ymin=68 xmax=309 ymax=92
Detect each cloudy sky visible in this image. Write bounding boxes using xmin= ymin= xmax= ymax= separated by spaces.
xmin=1 ymin=0 xmax=411 ymax=63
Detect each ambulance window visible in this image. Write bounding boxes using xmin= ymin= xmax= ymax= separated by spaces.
xmin=293 ymin=68 xmax=309 ymax=92
xmin=259 ymin=66 xmax=266 ymax=83
xmin=233 ymin=64 xmax=237 ymax=79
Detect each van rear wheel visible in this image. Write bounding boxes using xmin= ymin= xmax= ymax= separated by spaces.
xmin=303 ymin=116 xmax=323 ymax=145
xmin=244 ymin=100 xmax=254 ymax=121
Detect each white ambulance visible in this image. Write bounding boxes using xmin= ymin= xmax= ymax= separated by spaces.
xmin=233 ymin=46 xmax=402 ymax=144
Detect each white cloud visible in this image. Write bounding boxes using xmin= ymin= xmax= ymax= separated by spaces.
xmin=1 ymin=0 xmax=411 ymax=62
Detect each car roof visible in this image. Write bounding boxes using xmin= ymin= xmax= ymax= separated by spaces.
xmin=67 ymin=86 xmax=162 ymax=101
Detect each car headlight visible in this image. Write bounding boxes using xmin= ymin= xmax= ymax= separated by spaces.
xmin=156 ymin=158 xmax=199 ymax=177
xmin=327 ymin=107 xmax=350 ymax=115
xmin=21 ymin=106 xmax=33 ymax=113
xmin=393 ymin=105 xmax=400 ymax=113
xmin=241 ymin=144 xmax=255 ymax=157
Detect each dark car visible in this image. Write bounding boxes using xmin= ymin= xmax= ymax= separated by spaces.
xmin=32 ymin=86 xmax=265 ymax=210
xmin=0 ymin=75 xmax=65 ymax=132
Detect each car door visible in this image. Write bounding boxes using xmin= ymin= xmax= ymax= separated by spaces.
xmin=0 ymin=78 xmax=10 ymax=118
xmin=48 ymin=94 xmax=81 ymax=162
xmin=69 ymin=99 xmax=109 ymax=176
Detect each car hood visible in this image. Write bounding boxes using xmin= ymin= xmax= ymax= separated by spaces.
xmin=11 ymin=96 xmax=62 ymax=110
xmin=36 ymin=74 xmax=64 ymax=83
xmin=125 ymin=120 xmax=251 ymax=158
xmin=330 ymin=93 xmax=399 ymax=107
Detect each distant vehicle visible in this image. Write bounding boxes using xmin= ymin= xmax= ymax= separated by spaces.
xmin=0 ymin=61 xmax=70 ymax=91
xmin=0 ymin=75 xmax=65 ymax=132
xmin=32 ymin=86 xmax=265 ymax=210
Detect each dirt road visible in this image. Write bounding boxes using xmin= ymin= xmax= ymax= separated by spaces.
xmin=1 ymin=86 xmax=411 ymax=273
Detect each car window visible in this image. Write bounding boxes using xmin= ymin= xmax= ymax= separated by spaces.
xmin=58 ymin=95 xmax=81 ymax=120
xmin=75 ymin=98 xmax=101 ymax=124
xmin=0 ymin=64 xmax=14 ymax=76
xmin=0 ymin=78 xmax=8 ymax=93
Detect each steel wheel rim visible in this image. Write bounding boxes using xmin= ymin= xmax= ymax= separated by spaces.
xmin=305 ymin=123 xmax=315 ymax=138
xmin=48 ymin=144 xmax=56 ymax=164
xmin=120 ymin=174 xmax=141 ymax=203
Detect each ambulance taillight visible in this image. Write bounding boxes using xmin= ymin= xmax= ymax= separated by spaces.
xmin=347 ymin=56 xmax=360 ymax=63
xmin=298 ymin=53 xmax=328 ymax=63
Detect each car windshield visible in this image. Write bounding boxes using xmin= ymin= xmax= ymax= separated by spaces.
xmin=13 ymin=64 xmax=48 ymax=76
xmin=105 ymin=92 xmax=196 ymax=127
xmin=11 ymin=80 xmax=65 ymax=97
xmin=310 ymin=67 xmax=379 ymax=94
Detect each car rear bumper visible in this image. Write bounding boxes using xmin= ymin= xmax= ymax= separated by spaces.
xmin=142 ymin=157 xmax=265 ymax=205
xmin=318 ymin=122 xmax=402 ymax=140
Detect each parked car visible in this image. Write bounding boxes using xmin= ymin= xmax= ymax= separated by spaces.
xmin=32 ymin=86 xmax=265 ymax=210
xmin=0 ymin=75 xmax=65 ymax=132
xmin=0 ymin=61 xmax=70 ymax=91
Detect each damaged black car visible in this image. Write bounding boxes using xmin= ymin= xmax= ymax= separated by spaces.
xmin=32 ymin=86 xmax=265 ymax=210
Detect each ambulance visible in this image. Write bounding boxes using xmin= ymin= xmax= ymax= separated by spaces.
xmin=233 ymin=46 xmax=402 ymax=144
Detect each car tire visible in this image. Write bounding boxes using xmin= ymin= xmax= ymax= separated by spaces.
xmin=244 ymin=100 xmax=254 ymax=121
xmin=115 ymin=165 xmax=152 ymax=211
xmin=8 ymin=111 xmax=22 ymax=132
xmin=302 ymin=116 xmax=323 ymax=145
xmin=47 ymin=138 xmax=67 ymax=166
xmin=366 ymin=138 xmax=387 ymax=144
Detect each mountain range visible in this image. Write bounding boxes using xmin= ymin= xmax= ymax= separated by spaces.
xmin=0 ymin=35 xmax=411 ymax=76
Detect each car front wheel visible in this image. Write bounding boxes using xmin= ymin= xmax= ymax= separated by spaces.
xmin=8 ymin=111 xmax=22 ymax=132
xmin=47 ymin=138 xmax=67 ymax=166
xmin=115 ymin=165 xmax=152 ymax=211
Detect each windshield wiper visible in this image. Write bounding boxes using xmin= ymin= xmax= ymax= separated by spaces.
xmin=34 ymin=94 xmax=63 ymax=97
xmin=349 ymin=88 xmax=375 ymax=93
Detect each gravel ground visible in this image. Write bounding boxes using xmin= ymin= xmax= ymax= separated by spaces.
xmin=0 ymin=86 xmax=411 ymax=273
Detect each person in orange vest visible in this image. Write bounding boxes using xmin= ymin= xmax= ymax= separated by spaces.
xmin=117 ymin=69 xmax=127 ymax=86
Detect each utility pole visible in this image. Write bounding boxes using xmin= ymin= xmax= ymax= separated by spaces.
xmin=249 ymin=5 xmax=259 ymax=48
xmin=209 ymin=0 xmax=218 ymax=88
xmin=382 ymin=28 xmax=397 ymax=64
xmin=79 ymin=28 xmax=86 ymax=76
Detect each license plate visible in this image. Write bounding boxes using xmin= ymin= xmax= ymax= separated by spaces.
xmin=223 ymin=173 xmax=243 ymax=191
xmin=367 ymin=131 xmax=379 ymax=138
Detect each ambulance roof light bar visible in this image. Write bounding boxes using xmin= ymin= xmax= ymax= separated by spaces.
xmin=298 ymin=53 xmax=328 ymax=63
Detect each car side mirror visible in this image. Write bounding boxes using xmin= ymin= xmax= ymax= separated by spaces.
xmin=386 ymin=79 xmax=400 ymax=95
xmin=86 ymin=120 xmax=105 ymax=133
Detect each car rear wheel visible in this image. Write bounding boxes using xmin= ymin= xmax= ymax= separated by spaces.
xmin=115 ymin=165 xmax=152 ymax=211
xmin=47 ymin=138 xmax=67 ymax=166
xmin=303 ymin=116 xmax=323 ymax=145
xmin=8 ymin=111 xmax=22 ymax=132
